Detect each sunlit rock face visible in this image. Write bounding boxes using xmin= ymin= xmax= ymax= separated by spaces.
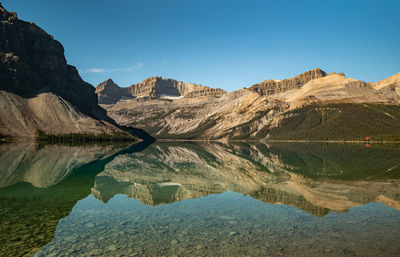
xmin=95 ymin=79 xmax=134 ymax=104
xmin=101 ymin=69 xmax=400 ymax=141
xmin=103 ymin=89 xmax=288 ymax=140
xmin=92 ymin=142 xmax=400 ymax=216
xmin=370 ymin=72 xmax=400 ymax=102
xmin=249 ymin=68 xmax=327 ymax=95
xmin=95 ymin=76 xmax=227 ymax=104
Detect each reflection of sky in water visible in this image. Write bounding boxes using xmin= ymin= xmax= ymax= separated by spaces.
xmin=36 ymin=192 xmax=400 ymax=257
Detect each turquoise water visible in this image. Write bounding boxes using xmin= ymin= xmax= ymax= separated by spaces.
xmin=1 ymin=142 xmax=400 ymax=256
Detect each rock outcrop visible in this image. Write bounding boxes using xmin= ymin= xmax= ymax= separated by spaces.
xmin=249 ymin=68 xmax=327 ymax=95
xmin=184 ymin=86 xmax=227 ymax=98
xmin=96 ymin=76 xmax=227 ymax=104
xmin=95 ymin=79 xmax=133 ymax=104
xmin=0 ymin=3 xmax=130 ymax=139
xmin=277 ymin=72 xmax=389 ymax=107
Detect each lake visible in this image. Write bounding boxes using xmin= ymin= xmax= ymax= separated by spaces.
xmin=1 ymin=141 xmax=400 ymax=256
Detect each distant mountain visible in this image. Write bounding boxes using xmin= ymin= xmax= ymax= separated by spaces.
xmin=370 ymin=72 xmax=400 ymax=102
xmin=249 ymin=68 xmax=327 ymax=95
xmin=95 ymin=79 xmax=134 ymax=104
xmin=0 ymin=3 xmax=136 ymax=140
xmin=103 ymin=69 xmax=400 ymax=141
xmin=95 ymin=76 xmax=227 ymax=104
xmin=274 ymin=72 xmax=391 ymax=106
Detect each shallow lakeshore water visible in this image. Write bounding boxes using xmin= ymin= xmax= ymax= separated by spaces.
xmin=1 ymin=142 xmax=400 ymax=256
xmin=36 ymin=194 xmax=400 ymax=257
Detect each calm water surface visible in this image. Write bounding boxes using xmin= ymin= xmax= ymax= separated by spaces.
xmin=1 ymin=142 xmax=400 ymax=256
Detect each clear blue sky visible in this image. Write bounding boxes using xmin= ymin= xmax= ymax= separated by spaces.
xmin=2 ymin=0 xmax=400 ymax=91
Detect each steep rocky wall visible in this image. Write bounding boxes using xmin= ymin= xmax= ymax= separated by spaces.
xmin=250 ymin=68 xmax=327 ymax=95
xmin=0 ymin=3 xmax=131 ymax=138
xmin=184 ymin=87 xmax=227 ymax=98
xmin=96 ymin=76 xmax=227 ymax=104
xmin=0 ymin=3 xmax=108 ymax=120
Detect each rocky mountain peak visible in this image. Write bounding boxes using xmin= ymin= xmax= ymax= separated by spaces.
xmin=0 ymin=3 xmax=17 ymax=21
xmin=370 ymin=72 xmax=400 ymax=101
xmin=308 ymin=67 xmax=327 ymax=76
xmin=327 ymin=72 xmax=346 ymax=77
xmin=96 ymin=76 xmax=227 ymax=103
xmin=95 ymin=79 xmax=133 ymax=104
xmin=0 ymin=3 xmax=99 ymax=114
xmin=143 ymin=76 xmax=162 ymax=81
xmin=376 ymin=72 xmax=400 ymax=84
xmin=96 ymin=78 xmax=118 ymax=90
xmin=131 ymin=76 xmax=227 ymax=98
xmin=105 ymin=78 xmax=115 ymax=83
xmin=250 ymin=68 xmax=327 ymax=95
xmin=0 ymin=3 xmax=131 ymax=138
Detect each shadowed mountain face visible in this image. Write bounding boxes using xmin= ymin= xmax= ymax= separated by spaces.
xmin=0 ymin=4 xmax=130 ymax=139
xmin=102 ymin=70 xmax=400 ymax=140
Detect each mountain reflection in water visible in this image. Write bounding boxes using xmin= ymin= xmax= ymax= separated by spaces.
xmin=1 ymin=142 xmax=400 ymax=256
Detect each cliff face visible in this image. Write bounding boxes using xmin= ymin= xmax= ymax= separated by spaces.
xmin=128 ymin=76 xmax=227 ymax=98
xmin=184 ymin=86 xmax=227 ymax=98
xmin=0 ymin=3 xmax=128 ymax=138
xmin=0 ymin=4 xmax=99 ymax=117
xmin=249 ymin=68 xmax=327 ymax=95
xmin=96 ymin=76 xmax=227 ymax=104
xmin=129 ymin=76 xmax=195 ymax=98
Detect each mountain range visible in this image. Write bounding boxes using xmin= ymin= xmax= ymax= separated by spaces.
xmin=97 ymin=69 xmax=400 ymax=141
xmin=95 ymin=76 xmax=226 ymax=104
